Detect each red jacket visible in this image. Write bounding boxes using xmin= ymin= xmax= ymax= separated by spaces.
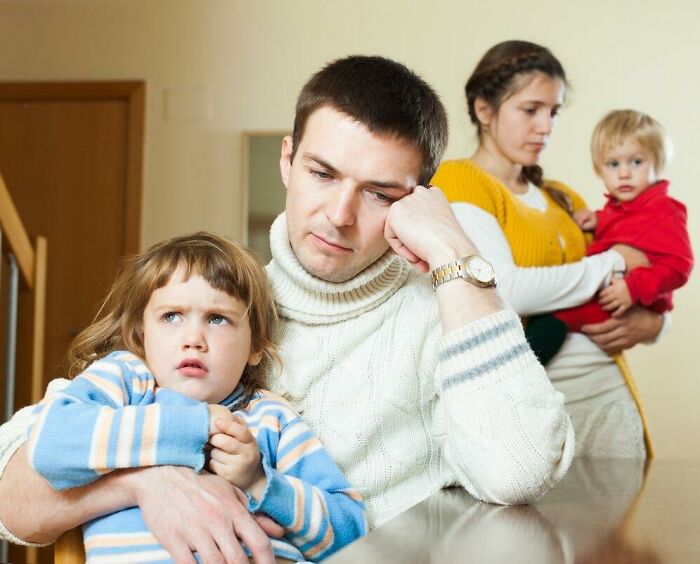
xmin=588 ymin=180 xmax=694 ymax=313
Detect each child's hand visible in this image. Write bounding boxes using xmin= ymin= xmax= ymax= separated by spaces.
xmin=573 ymin=209 xmax=597 ymax=231
xmin=598 ymin=277 xmax=633 ymax=317
xmin=207 ymin=404 xmax=233 ymax=435
xmin=208 ymin=416 xmax=266 ymax=499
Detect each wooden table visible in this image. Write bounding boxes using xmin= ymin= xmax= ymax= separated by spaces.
xmin=327 ymin=458 xmax=700 ymax=563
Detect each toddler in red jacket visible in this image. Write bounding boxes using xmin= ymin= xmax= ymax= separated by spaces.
xmin=527 ymin=110 xmax=694 ymax=364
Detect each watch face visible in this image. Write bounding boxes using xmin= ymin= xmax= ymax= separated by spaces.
xmin=467 ymin=256 xmax=495 ymax=284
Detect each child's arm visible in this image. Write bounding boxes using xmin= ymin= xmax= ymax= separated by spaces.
xmin=210 ymin=404 xmax=367 ymax=561
xmin=599 ymin=256 xmax=689 ymax=318
xmin=625 ymin=260 xmax=691 ymax=307
xmin=622 ymin=214 xmax=694 ymax=307
xmin=26 ymin=352 xmax=210 ymax=491
xmin=599 ymin=277 xmax=633 ymax=317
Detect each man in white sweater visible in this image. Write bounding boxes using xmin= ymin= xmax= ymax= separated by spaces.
xmin=0 ymin=56 xmax=574 ymax=562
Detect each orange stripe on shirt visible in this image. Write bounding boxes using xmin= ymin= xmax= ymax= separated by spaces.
xmin=305 ymin=518 xmax=335 ymax=560
xmin=289 ymin=478 xmax=306 ymax=533
xmin=90 ymin=408 xmax=115 ymax=474
xmin=139 ymin=404 xmax=160 ymax=467
xmin=278 ymin=438 xmax=322 ymax=473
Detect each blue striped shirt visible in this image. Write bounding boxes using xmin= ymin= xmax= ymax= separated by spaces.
xmin=27 ymin=351 xmax=367 ymax=562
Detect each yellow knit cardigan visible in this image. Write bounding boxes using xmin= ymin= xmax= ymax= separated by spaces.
xmin=432 ymin=159 xmax=653 ymax=456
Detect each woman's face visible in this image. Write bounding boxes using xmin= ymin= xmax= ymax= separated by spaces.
xmin=478 ymin=72 xmax=565 ymax=167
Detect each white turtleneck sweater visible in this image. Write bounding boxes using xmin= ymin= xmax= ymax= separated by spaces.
xmin=0 ymin=214 xmax=575 ymax=544
xmin=265 ymin=214 xmax=574 ymax=528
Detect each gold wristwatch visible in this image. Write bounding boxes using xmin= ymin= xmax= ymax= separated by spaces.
xmin=431 ymin=255 xmax=496 ymax=291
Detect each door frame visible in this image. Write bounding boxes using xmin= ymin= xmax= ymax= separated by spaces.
xmin=0 ymin=80 xmax=145 ymax=252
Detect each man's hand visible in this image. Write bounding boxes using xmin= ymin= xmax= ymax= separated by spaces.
xmin=385 ymin=185 xmax=477 ymax=271
xmin=209 ymin=416 xmax=266 ymax=499
xmin=129 ymin=465 xmax=276 ymax=564
xmin=611 ymin=244 xmax=650 ymax=272
xmin=581 ymin=306 xmax=663 ymax=353
xmin=598 ymin=278 xmax=633 ymax=317
xmin=386 ymin=185 xmax=502 ymax=331
xmin=573 ymin=209 xmax=597 ymax=231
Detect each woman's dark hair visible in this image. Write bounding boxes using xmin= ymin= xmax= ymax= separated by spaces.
xmin=465 ymin=40 xmax=567 ymax=187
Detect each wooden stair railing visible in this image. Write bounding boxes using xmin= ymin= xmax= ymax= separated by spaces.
xmin=0 ymin=170 xmax=48 ymax=564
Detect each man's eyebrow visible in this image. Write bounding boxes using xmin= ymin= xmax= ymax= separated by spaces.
xmin=303 ymin=153 xmax=339 ymax=174
xmin=303 ymin=152 xmax=412 ymax=191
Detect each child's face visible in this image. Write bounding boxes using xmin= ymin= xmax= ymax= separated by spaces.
xmin=599 ymin=138 xmax=658 ymax=203
xmin=142 ymin=269 xmax=261 ymax=404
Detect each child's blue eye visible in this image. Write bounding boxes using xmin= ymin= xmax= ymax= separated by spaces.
xmin=162 ymin=312 xmax=181 ymax=323
xmin=209 ymin=315 xmax=229 ymax=325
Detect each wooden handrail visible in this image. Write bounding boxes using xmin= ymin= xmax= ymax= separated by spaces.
xmin=0 ymin=171 xmax=35 ymax=289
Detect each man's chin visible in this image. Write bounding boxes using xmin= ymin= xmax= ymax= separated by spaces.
xmin=302 ymin=259 xmax=359 ymax=283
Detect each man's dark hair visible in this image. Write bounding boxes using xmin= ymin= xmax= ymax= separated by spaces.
xmin=292 ymin=55 xmax=448 ymax=185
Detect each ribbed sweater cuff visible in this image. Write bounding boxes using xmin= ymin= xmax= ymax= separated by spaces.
xmin=438 ymin=309 xmax=534 ymax=392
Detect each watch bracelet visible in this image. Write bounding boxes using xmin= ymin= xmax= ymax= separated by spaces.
xmin=431 ymin=256 xmax=471 ymax=291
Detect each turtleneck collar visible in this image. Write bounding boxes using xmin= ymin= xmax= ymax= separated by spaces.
xmin=265 ymin=213 xmax=412 ymax=325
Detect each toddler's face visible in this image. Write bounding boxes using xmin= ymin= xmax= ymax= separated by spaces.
xmin=142 ymin=268 xmax=261 ymax=403
xmin=599 ymin=138 xmax=658 ymax=203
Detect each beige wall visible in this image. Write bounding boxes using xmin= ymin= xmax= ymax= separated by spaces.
xmin=1 ymin=0 xmax=698 ymax=458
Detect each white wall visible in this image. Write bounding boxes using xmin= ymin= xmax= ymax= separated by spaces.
xmin=1 ymin=0 xmax=698 ymax=458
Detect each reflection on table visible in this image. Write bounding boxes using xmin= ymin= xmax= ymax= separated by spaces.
xmin=327 ymin=458 xmax=700 ymax=563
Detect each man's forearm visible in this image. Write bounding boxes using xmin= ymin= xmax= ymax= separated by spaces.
xmin=429 ymin=242 xmax=504 ymax=333
xmin=0 ymin=445 xmax=135 ymax=544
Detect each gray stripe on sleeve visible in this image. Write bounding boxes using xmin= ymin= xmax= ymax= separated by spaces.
xmin=439 ymin=317 xmax=520 ymax=363
xmin=441 ymin=342 xmax=531 ymax=391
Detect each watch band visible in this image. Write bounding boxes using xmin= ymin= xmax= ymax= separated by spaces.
xmin=431 ymin=255 xmax=495 ymax=291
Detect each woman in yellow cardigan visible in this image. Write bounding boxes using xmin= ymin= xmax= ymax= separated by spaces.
xmin=432 ymin=40 xmax=663 ymax=458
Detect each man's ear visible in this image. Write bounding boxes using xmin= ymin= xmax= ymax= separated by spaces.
xmin=473 ymin=97 xmax=493 ymax=128
xmin=280 ymin=135 xmax=294 ymax=189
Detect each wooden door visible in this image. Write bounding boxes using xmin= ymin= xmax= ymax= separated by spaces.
xmin=0 ymin=82 xmax=144 ymax=564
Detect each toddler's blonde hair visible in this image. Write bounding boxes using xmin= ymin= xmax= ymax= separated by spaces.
xmin=591 ymin=109 xmax=670 ymax=175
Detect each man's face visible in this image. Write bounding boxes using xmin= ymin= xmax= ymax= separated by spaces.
xmin=280 ymin=106 xmax=422 ymax=282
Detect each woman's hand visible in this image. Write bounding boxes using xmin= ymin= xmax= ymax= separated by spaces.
xmin=581 ymin=306 xmax=663 ymax=353
xmin=612 ymin=244 xmax=649 ymax=272
xmin=208 ymin=416 xmax=266 ymax=499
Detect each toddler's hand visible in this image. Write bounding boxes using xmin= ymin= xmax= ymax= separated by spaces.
xmin=573 ymin=209 xmax=597 ymax=231
xmin=208 ymin=416 xmax=266 ymax=499
xmin=207 ymin=404 xmax=233 ymax=435
xmin=598 ymin=277 xmax=633 ymax=317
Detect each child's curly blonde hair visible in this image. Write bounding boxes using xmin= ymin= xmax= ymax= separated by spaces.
xmin=591 ymin=109 xmax=671 ymax=175
xmin=66 ymin=232 xmax=279 ymax=399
